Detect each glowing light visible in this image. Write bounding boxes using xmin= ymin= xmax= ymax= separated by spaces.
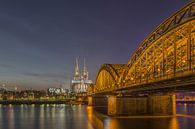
xmin=169 ymin=117 xmax=179 ymax=129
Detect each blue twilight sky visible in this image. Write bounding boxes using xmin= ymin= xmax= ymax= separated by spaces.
xmin=0 ymin=0 xmax=191 ymax=90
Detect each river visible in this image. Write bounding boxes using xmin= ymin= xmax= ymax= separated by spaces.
xmin=0 ymin=104 xmax=194 ymax=129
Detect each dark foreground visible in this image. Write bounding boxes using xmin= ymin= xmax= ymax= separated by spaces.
xmin=0 ymin=104 xmax=194 ymax=129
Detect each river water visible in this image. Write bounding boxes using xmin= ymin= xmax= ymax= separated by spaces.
xmin=0 ymin=104 xmax=194 ymax=129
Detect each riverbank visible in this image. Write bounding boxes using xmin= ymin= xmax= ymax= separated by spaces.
xmin=176 ymin=100 xmax=195 ymax=104
xmin=0 ymin=100 xmax=88 ymax=105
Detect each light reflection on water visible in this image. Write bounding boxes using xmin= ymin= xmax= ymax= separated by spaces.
xmin=87 ymin=104 xmax=195 ymax=129
xmin=0 ymin=104 xmax=194 ymax=129
xmin=0 ymin=104 xmax=94 ymax=129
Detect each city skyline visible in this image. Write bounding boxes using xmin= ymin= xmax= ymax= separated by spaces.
xmin=0 ymin=0 xmax=191 ymax=89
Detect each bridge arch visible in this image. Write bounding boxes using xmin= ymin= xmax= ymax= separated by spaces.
xmin=93 ymin=1 xmax=195 ymax=94
xmin=121 ymin=2 xmax=195 ymax=87
xmin=95 ymin=64 xmax=125 ymax=93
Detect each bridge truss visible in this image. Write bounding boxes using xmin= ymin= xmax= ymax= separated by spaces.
xmin=94 ymin=1 xmax=195 ymax=94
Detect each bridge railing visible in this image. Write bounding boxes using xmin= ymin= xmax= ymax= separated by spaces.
xmin=122 ymin=70 xmax=195 ymax=89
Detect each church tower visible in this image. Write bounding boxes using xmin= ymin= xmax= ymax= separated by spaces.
xmin=71 ymin=58 xmax=92 ymax=94
xmin=74 ymin=58 xmax=80 ymax=80
xmin=82 ymin=58 xmax=88 ymax=80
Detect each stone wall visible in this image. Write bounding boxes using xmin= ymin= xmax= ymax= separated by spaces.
xmin=108 ymin=96 xmax=148 ymax=116
xmin=148 ymin=95 xmax=176 ymax=115
xmin=107 ymin=95 xmax=176 ymax=116
xmin=88 ymin=96 xmax=108 ymax=107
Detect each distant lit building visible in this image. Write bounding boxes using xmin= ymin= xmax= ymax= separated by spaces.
xmin=71 ymin=59 xmax=92 ymax=93
xmin=47 ymin=88 xmax=69 ymax=95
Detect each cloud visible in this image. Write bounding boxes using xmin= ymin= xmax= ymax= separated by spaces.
xmin=0 ymin=64 xmax=16 ymax=69
xmin=0 ymin=13 xmax=36 ymax=33
xmin=21 ymin=72 xmax=70 ymax=80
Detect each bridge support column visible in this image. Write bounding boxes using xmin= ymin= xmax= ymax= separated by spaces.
xmin=88 ymin=96 xmax=108 ymax=107
xmin=107 ymin=94 xmax=176 ymax=116
xmin=108 ymin=95 xmax=148 ymax=116
xmin=148 ymin=94 xmax=176 ymax=116
xmin=88 ymin=96 xmax=93 ymax=106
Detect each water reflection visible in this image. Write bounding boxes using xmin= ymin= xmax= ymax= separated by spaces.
xmin=87 ymin=107 xmax=104 ymax=129
xmin=0 ymin=104 xmax=93 ymax=129
xmin=105 ymin=117 xmax=179 ymax=129
xmin=169 ymin=117 xmax=179 ymax=129
xmin=87 ymin=104 xmax=195 ymax=129
xmin=0 ymin=104 xmax=194 ymax=129
xmin=8 ymin=105 xmax=14 ymax=129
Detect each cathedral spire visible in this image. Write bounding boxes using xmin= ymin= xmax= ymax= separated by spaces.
xmin=71 ymin=58 xmax=92 ymax=93
xmin=82 ymin=58 xmax=88 ymax=80
xmin=74 ymin=58 xmax=80 ymax=80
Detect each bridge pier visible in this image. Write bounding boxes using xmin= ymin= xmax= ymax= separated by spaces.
xmin=89 ymin=94 xmax=176 ymax=116
xmin=108 ymin=94 xmax=176 ymax=116
xmin=147 ymin=94 xmax=176 ymax=116
xmin=108 ymin=95 xmax=148 ymax=116
xmin=88 ymin=96 xmax=93 ymax=106
xmin=88 ymin=96 xmax=108 ymax=107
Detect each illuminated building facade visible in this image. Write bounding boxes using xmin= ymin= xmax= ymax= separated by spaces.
xmin=47 ymin=88 xmax=68 ymax=95
xmin=71 ymin=59 xmax=92 ymax=94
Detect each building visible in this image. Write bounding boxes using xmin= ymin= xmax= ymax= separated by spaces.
xmin=47 ymin=88 xmax=69 ymax=95
xmin=71 ymin=58 xmax=92 ymax=94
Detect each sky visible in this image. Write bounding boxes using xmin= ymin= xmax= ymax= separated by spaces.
xmin=0 ymin=0 xmax=191 ymax=90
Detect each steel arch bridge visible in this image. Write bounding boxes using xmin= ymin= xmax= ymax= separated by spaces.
xmin=94 ymin=1 xmax=195 ymax=94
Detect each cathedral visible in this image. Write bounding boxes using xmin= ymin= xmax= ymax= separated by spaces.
xmin=71 ymin=59 xmax=92 ymax=94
